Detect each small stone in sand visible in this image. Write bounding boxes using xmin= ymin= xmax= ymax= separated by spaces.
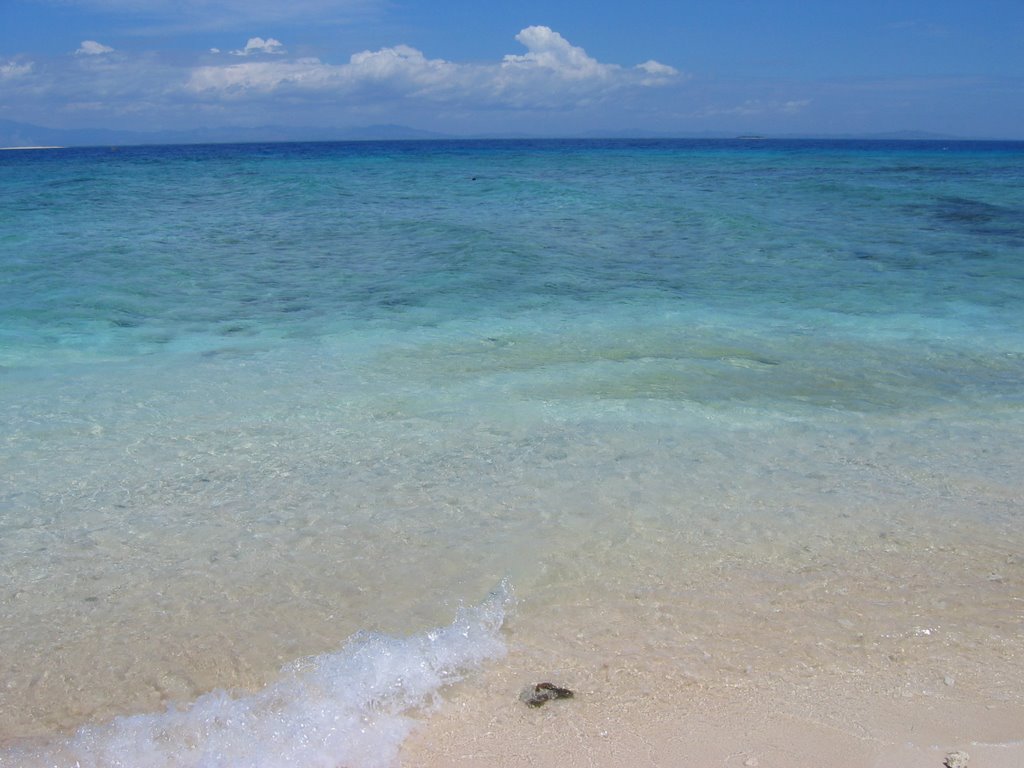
xmin=944 ymin=750 xmax=969 ymax=768
xmin=521 ymin=682 xmax=575 ymax=707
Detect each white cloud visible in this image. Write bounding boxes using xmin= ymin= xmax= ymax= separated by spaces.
xmin=501 ymin=26 xmax=611 ymax=80
xmin=187 ymin=46 xmax=457 ymax=97
xmin=635 ymin=60 xmax=682 ymax=87
xmin=188 ymin=59 xmax=333 ymax=94
xmin=346 ymin=45 xmax=457 ymax=91
xmin=1 ymin=60 xmax=34 ymax=79
xmin=637 ymin=60 xmax=678 ymax=77
xmin=230 ymin=37 xmax=286 ymax=56
xmin=187 ymin=26 xmax=681 ymax=109
xmin=4 ymin=25 xmax=687 ymax=134
xmin=76 ymin=40 xmax=115 ymax=55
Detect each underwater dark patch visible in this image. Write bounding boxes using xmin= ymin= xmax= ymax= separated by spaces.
xmin=926 ymin=196 xmax=1024 ymax=244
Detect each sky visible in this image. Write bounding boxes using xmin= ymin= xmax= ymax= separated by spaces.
xmin=2 ymin=0 xmax=1023 ymax=138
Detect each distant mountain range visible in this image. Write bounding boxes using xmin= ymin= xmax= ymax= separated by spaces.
xmin=0 ymin=119 xmax=986 ymax=148
xmin=0 ymin=120 xmax=452 ymax=148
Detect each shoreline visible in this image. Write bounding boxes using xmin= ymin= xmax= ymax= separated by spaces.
xmin=3 ymin=482 xmax=1022 ymax=764
xmin=3 ymin=138 xmax=1022 ymax=767
xmin=403 ymin=675 xmax=1024 ymax=767
xmin=401 ymin=509 xmax=1024 ymax=767
xmin=3 ymin=438 xmax=1023 ymax=762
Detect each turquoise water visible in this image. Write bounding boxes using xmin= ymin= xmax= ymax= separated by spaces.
xmin=5 ymin=141 xmax=1024 ymax=410
xmin=2 ymin=139 xmax=1024 ymax=766
xmin=4 ymin=141 xmax=1024 ymax=365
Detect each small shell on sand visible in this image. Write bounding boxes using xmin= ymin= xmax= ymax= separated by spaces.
xmin=944 ymin=750 xmax=969 ymax=768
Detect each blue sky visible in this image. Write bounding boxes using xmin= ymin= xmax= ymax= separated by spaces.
xmin=2 ymin=0 xmax=1023 ymax=137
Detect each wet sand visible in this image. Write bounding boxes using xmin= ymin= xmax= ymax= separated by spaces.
xmin=405 ymin=684 xmax=1024 ymax=768
xmin=404 ymin=560 xmax=1024 ymax=768
xmin=400 ymin=500 xmax=1024 ymax=768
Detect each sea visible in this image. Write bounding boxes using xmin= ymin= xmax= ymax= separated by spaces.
xmin=2 ymin=138 xmax=1023 ymax=766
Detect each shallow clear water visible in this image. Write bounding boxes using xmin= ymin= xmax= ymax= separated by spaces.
xmin=2 ymin=139 xmax=1023 ymax=766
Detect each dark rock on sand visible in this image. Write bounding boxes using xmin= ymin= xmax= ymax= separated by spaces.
xmin=521 ymin=682 xmax=575 ymax=707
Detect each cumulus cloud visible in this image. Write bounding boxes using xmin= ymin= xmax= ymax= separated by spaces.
xmin=348 ymin=44 xmax=448 ymax=78
xmin=501 ymin=26 xmax=611 ymax=79
xmin=187 ymin=45 xmax=457 ymax=97
xmin=187 ymin=26 xmax=680 ymax=109
xmin=230 ymin=37 xmax=286 ymax=56
xmin=635 ymin=60 xmax=683 ymax=87
xmin=637 ymin=60 xmax=678 ymax=77
xmin=3 ymin=25 xmax=686 ymax=132
xmin=76 ymin=40 xmax=115 ymax=55
xmin=188 ymin=59 xmax=333 ymax=94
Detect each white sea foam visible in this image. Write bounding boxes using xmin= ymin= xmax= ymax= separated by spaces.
xmin=2 ymin=581 xmax=513 ymax=768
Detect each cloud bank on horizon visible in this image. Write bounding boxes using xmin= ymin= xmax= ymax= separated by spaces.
xmin=1 ymin=0 xmax=1022 ymax=138
xmin=186 ymin=26 xmax=680 ymax=108
xmin=1 ymin=25 xmax=696 ymax=134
